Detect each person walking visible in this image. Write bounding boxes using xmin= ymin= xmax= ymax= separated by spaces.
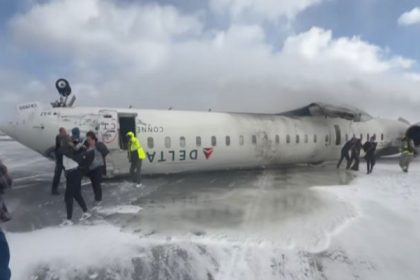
xmin=126 ymin=131 xmax=146 ymax=187
xmin=350 ymin=138 xmax=362 ymax=171
xmin=60 ymin=128 xmax=94 ymax=225
xmin=363 ymin=136 xmax=378 ymax=174
xmin=399 ymin=135 xmax=415 ymax=172
xmin=0 ymin=159 xmax=12 ymax=280
xmin=337 ymin=137 xmax=355 ymax=169
xmin=51 ymin=127 xmax=67 ymax=195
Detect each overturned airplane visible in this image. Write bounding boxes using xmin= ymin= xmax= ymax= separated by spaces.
xmin=1 ymin=79 xmax=419 ymax=176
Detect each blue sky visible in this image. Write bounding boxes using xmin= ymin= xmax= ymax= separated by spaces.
xmin=0 ymin=0 xmax=420 ymax=121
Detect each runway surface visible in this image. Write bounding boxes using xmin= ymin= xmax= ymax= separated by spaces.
xmin=1 ymin=136 xmax=419 ymax=280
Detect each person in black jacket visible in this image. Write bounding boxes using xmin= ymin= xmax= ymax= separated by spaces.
xmin=95 ymin=140 xmax=109 ymax=176
xmin=337 ymin=137 xmax=356 ymax=169
xmin=350 ymin=139 xmax=362 ymax=171
xmin=60 ymin=127 xmax=94 ymax=226
xmin=363 ymin=136 xmax=378 ymax=174
xmin=51 ymin=127 xmax=67 ymax=195
xmin=85 ymin=131 xmax=108 ymax=204
xmin=0 ymin=159 xmax=12 ymax=280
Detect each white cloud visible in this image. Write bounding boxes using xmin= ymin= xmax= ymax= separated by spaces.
xmin=10 ymin=0 xmax=202 ymax=72
xmin=282 ymin=27 xmax=415 ymax=73
xmin=3 ymin=0 xmax=420 ymax=122
xmin=210 ymin=0 xmax=323 ymax=22
xmin=398 ymin=7 xmax=420 ymax=26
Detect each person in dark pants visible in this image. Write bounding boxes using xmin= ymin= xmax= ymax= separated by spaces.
xmin=130 ymin=157 xmax=142 ymax=186
xmin=85 ymin=131 xmax=105 ymax=203
xmin=337 ymin=137 xmax=356 ymax=169
xmin=127 ymin=131 xmax=146 ymax=187
xmin=61 ymin=127 xmax=94 ymax=226
xmin=350 ymin=139 xmax=362 ymax=171
xmin=51 ymin=127 xmax=67 ymax=195
xmin=363 ymin=136 xmax=378 ymax=174
xmin=0 ymin=159 xmax=12 ymax=280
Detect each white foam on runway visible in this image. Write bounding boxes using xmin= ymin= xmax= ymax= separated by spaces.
xmin=8 ymin=223 xmax=140 ymax=280
xmin=95 ymin=205 xmax=143 ymax=215
xmin=5 ymin=160 xmax=420 ymax=280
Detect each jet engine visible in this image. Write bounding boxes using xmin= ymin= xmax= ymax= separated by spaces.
xmin=406 ymin=124 xmax=420 ymax=147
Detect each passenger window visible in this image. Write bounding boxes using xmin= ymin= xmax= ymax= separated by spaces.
xmin=147 ymin=137 xmax=154 ymax=149
xmin=304 ymin=134 xmax=308 ymax=143
xmin=275 ymin=135 xmax=280 ymax=144
xmin=252 ymin=135 xmax=257 ymax=144
xmin=239 ymin=135 xmax=244 ymax=146
xmin=314 ymin=134 xmax=317 ymax=143
xmin=286 ymin=135 xmax=290 ymax=144
xmin=211 ymin=136 xmax=217 ymax=146
xmin=226 ymin=136 xmax=231 ymax=146
xmin=263 ymin=135 xmax=268 ymax=144
xmin=296 ymin=135 xmax=300 ymax=144
xmin=196 ymin=136 xmax=201 ymax=147
xmin=164 ymin=136 xmax=171 ymax=148
xmin=180 ymin=137 xmax=186 ymax=148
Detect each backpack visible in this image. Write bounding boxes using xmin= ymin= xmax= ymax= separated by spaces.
xmin=96 ymin=142 xmax=109 ymax=158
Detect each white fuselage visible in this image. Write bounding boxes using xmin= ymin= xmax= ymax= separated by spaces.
xmin=0 ymin=103 xmax=408 ymax=176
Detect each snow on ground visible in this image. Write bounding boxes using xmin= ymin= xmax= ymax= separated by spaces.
xmin=5 ymin=160 xmax=420 ymax=280
xmin=95 ymin=205 xmax=143 ymax=216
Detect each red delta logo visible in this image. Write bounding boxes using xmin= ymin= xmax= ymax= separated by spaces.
xmin=203 ymin=148 xmax=214 ymax=159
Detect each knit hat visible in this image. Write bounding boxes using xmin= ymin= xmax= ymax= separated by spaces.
xmin=71 ymin=127 xmax=81 ymax=141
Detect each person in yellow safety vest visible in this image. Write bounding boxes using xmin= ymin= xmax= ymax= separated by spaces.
xmin=399 ymin=135 xmax=415 ymax=173
xmin=126 ymin=131 xmax=146 ymax=187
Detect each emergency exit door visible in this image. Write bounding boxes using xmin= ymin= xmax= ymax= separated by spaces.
xmin=98 ymin=110 xmax=120 ymax=150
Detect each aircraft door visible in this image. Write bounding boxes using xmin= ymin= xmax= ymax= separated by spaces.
xmin=334 ymin=124 xmax=342 ymax=146
xmin=97 ymin=110 xmax=120 ymax=150
xmin=118 ymin=115 xmax=137 ymax=150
